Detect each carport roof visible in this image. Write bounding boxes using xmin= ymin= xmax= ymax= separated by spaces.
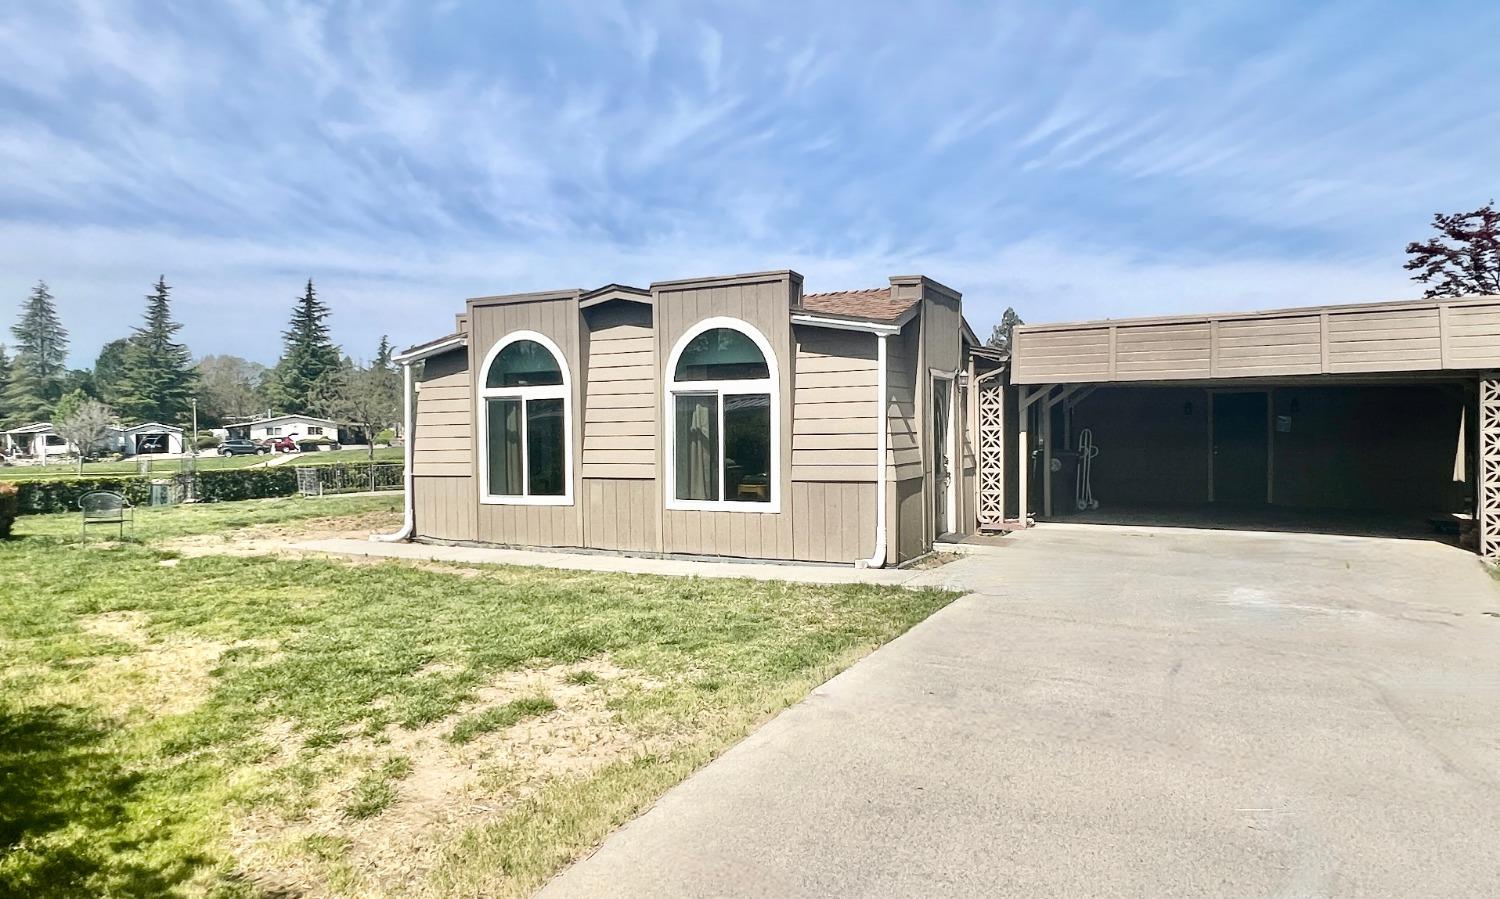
xmin=1011 ymin=293 xmax=1500 ymax=385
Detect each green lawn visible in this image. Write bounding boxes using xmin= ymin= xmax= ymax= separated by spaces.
xmin=0 ymin=496 xmax=955 ymax=898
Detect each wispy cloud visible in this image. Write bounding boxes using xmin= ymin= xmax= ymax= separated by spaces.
xmin=0 ymin=0 xmax=1496 ymax=365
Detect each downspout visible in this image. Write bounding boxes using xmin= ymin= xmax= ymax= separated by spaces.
xmin=375 ymin=360 xmax=416 ymax=542
xmin=862 ymin=333 xmax=889 ymax=568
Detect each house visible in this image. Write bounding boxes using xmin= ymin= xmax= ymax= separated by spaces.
xmin=992 ymin=293 xmax=1500 ymax=557
xmin=227 ymin=414 xmax=338 ymax=443
xmin=0 ymin=421 xmax=185 ymax=460
xmin=118 ymin=422 xmax=184 ymax=455
xmin=389 ymin=270 xmax=990 ymax=566
xmin=1 ymin=422 xmax=73 ymax=462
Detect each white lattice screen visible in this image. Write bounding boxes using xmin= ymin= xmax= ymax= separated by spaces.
xmin=977 ymin=378 xmax=1004 ymax=523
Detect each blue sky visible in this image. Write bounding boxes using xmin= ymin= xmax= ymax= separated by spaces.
xmin=2 ymin=1 xmax=1497 ymax=366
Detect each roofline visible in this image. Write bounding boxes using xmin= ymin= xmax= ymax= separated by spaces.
xmin=236 ymin=414 xmax=339 ymax=426
xmin=466 ymin=288 xmax=581 ymax=308
xmin=394 ymin=332 xmax=467 ymax=364
xmin=889 ymin=274 xmax=962 ymax=301
xmin=580 ymin=284 xmax=652 ymax=311
xmin=121 ymin=422 xmax=184 ymax=432
xmin=651 ymin=269 xmax=803 ymax=290
xmin=790 ymin=312 xmax=904 ymax=336
xmin=1016 ymin=293 xmax=1500 ymax=334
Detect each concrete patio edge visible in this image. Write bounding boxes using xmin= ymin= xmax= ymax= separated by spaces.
xmin=292 ymin=538 xmax=947 ymax=587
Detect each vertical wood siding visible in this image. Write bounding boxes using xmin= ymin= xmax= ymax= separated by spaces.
xmin=655 ymin=273 xmax=797 ymax=559
xmin=789 ymin=481 xmax=878 ymax=563
xmin=581 ymin=478 xmax=657 ymax=550
xmin=414 ymin=476 xmax=478 ymax=541
xmin=468 ymin=294 xmax=583 ymax=548
xmin=582 ymin=302 xmax=657 ymax=479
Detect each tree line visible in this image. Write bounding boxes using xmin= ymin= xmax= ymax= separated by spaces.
xmin=0 ymin=278 xmax=401 ymax=451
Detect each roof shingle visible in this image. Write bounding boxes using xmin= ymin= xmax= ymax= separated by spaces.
xmin=797 ymin=287 xmax=918 ymax=323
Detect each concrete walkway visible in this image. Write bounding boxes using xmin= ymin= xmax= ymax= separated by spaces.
xmin=294 ymin=538 xmax=944 ymax=587
xmin=539 ymin=525 xmax=1500 ymax=898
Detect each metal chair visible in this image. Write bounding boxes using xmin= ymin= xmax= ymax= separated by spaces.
xmin=79 ymin=491 xmax=134 ymax=539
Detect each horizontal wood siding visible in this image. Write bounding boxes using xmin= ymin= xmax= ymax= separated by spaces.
xmin=582 ymin=303 xmax=656 ymax=479
xmin=1446 ymin=303 xmax=1500 ymax=367
xmin=413 ymin=475 xmax=477 ymax=541
xmin=1326 ymin=307 xmax=1441 ymax=372
xmin=790 ymin=481 xmax=877 ymax=563
xmin=1014 ymin=297 xmax=1500 ymax=383
xmin=1215 ymin=316 xmax=1321 ymax=377
xmin=887 ymin=319 xmax=922 ymax=479
xmin=1011 ymin=328 xmax=1111 ymax=383
xmin=582 ymin=478 xmax=657 ymax=551
xmin=468 ymin=294 xmax=583 ymax=548
xmin=413 ymin=348 xmax=472 ymax=477
xmin=1115 ymin=323 xmax=1211 ymax=379
xmin=792 ymin=327 xmax=878 ymax=482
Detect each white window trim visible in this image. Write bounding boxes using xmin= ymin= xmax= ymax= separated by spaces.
xmin=476 ymin=329 xmax=574 ymax=506
xmin=663 ymin=316 xmax=781 ymax=513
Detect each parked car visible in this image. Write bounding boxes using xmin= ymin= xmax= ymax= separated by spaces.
xmin=218 ymin=438 xmax=268 ymax=457
xmin=263 ymin=435 xmax=300 ymax=453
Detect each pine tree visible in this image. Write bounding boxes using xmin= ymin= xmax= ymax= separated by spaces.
xmin=0 ymin=344 xmax=11 ymax=422
xmin=115 ymin=276 xmax=197 ymax=425
xmin=92 ymin=337 xmax=131 ymax=405
xmin=2 ymin=280 xmax=69 ymax=425
xmin=374 ymin=334 xmax=393 ymax=370
xmin=268 ymin=279 xmax=341 ymax=414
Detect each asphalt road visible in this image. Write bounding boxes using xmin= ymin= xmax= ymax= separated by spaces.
xmin=540 ymin=525 xmax=1500 ymax=898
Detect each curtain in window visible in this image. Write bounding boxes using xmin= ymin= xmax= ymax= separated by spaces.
xmin=675 ymin=394 xmax=718 ymax=501
xmin=487 ymin=397 xmax=522 ymax=495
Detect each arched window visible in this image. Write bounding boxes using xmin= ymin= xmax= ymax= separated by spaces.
xmin=478 ymin=331 xmax=571 ymax=504
xmin=665 ymin=318 xmax=779 ymax=511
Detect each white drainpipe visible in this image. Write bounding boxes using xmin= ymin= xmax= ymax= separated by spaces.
xmin=375 ymin=360 xmax=416 ymax=542
xmin=862 ymin=333 xmax=889 ymax=568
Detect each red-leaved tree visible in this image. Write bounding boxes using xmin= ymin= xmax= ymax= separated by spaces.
xmin=1404 ymin=201 xmax=1500 ymax=297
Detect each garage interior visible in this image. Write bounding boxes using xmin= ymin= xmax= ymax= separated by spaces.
xmin=994 ymin=296 xmax=1500 ymax=552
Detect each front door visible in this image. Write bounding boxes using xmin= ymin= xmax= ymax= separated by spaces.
xmin=933 ymin=378 xmax=953 ymax=534
xmin=1213 ymin=391 xmax=1268 ymax=504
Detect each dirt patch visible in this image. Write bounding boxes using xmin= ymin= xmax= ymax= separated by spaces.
xmin=230 ymin=657 xmax=671 ymax=897
xmin=904 ymin=551 xmax=962 ymax=570
xmin=71 ymin=612 xmax=275 ymax=718
xmin=163 ymin=510 xmax=403 ymax=559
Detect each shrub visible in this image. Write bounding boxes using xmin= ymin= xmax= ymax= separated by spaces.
xmin=0 ymin=482 xmax=17 ymax=538
xmin=196 ymin=434 xmax=221 ymax=449
xmin=376 ymin=428 xmax=395 ymax=447
xmin=8 ymin=463 xmax=403 ymax=515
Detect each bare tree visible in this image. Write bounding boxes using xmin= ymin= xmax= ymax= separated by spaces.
xmin=317 ymin=363 xmax=401 ymax=463
xmin=1404 ymin=201 xmax=1500 ymax=297
xmin=53 ymin=390 xmax=115 ymax=473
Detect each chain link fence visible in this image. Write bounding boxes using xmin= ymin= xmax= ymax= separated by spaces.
xmin=294 ymin=462 xmax=404 ymax=496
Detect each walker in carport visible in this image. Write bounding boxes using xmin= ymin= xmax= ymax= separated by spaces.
xmin=1074 ymin=428 xmax=1099 ymax=511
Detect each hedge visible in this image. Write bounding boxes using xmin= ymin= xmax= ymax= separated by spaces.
xmin=0 ymin=483 xmax=17 ymax=538
xmin=4 ymin=463 xmax=401 ymax=515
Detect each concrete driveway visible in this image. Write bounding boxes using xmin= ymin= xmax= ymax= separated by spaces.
xmin=540 ymin=525 xmax=1500 ymax=898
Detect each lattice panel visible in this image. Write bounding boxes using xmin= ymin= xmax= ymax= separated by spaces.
xmin=1482 ymin=378 xmax=1500 ymax=559
xmin=977 ymin=378 xmax=1005 ymax=523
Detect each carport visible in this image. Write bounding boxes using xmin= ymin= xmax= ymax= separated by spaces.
xmin=1003 ymin=295 xmax=1500 ymax=555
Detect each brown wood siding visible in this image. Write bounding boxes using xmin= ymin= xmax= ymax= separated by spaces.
xmin=413 ymin=475 xmax=478 ymax=541
xmin=1014 ymin=297 xmax=1500 ymax=384
xmin=655 ymin=273 xmax=796 ymax=559
xmin=581 ymin=478 xmax=657 ymax=551
xmin=790 ymin=481 xmax=877 ymax=563
xmin=792 ymin=327 xmax=878 ymax=482
xmin=413 ymin=348 xmax=472 ymax=477
xmin=582 ymin=303 xmax=656 ymax=479
xmin=887 ymin=319 xmax=922 ymax=479
xmin=468 ymin=293 xmax=583 ymax=548
xmin=891 ymin=475 xmax=925 ymax=563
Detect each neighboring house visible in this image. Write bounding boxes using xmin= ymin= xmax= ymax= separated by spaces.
xmin=1 ymin=422 xmax=73 ymax=462
xmin=391 ymin=270 xmax=987 ymax=566
xmin=1 ymin=421 xmax=185 ymax=460
xmin=119 ymin=422 xmax=185 ymax=455
xmin=227 ymin=414 xmax=338 ymax=443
